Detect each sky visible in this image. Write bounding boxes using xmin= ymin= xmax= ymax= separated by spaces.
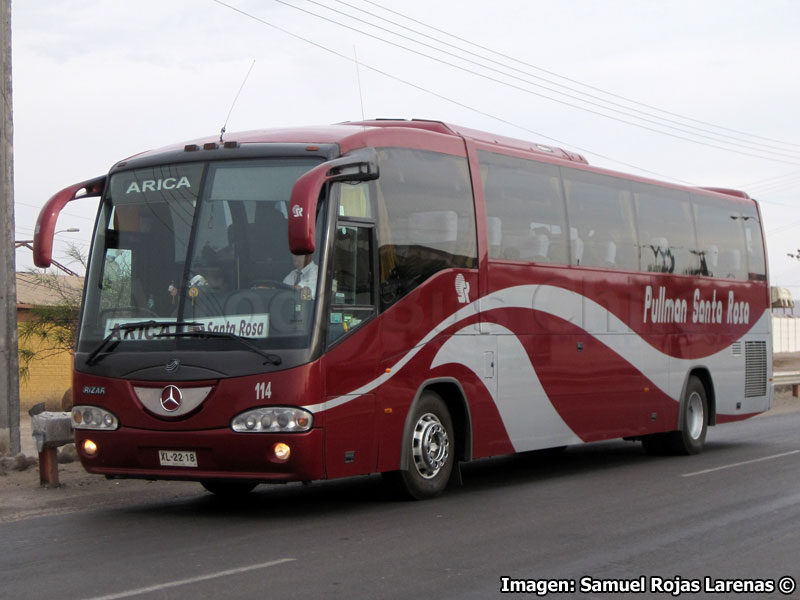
xmin=11 ymin=0 xmax=800 ymax=290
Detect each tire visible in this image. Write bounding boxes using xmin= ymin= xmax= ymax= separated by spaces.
xmin=201 ymin=480 xmax=258 ymax=496
xmin=387 ymin=391 xmax=455 ymax=500
xmin=665 ymin=376 xmax=708 ymax=455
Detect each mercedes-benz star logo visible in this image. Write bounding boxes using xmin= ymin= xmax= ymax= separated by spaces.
xmin=160 ymin=385 xmax=183 ymax=412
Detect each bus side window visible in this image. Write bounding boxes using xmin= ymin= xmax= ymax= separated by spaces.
xmin=741 ymin=207 xmax=767 ymax=281
xmin=478 ymin=150 xmax=567 ymax=265
xmin=376 ymin=148 xmax=477 ymax=311
xmin=635 ymin=187 xmax=700 ymax=275
xmin=692 ymin=196 xmax=750 ymax=280
xmin=561 ymin=168 xmax=639 ymax=271
xmin=328 ymin=224 xmax=375 ymax=345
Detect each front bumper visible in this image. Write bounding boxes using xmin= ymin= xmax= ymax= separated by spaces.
xmin=74 ymin=427 xmax=325 ymax=483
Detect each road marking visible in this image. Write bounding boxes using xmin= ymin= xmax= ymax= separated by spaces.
xmin=84 ymin=558 xmax=296 ymax=600
xmin=682 ymin=450 xmax=800 ymax=478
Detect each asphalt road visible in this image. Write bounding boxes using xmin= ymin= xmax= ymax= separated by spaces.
xmin=2 ymin=410 xmax=798 ymax=600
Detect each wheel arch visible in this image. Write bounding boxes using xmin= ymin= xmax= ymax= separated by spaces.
xmin=679 ymin=367 xmax=716 ymax=428
xmin=398 ymin=378 xmax=472 ymax=471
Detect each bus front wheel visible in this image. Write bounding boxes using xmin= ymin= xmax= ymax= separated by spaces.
xmin=386 ymin=391 xmax=455 ymax=500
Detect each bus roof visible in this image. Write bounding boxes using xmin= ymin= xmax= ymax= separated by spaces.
xmin=117 ymin=118 xmax=753 ymax=205
xmin=121 ymin=119 xmax=588 ymax=165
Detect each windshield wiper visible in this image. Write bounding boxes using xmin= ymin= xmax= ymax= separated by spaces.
xmin=154 ymin=330 xmax=282 ymax=366
xmin=85 ymin=320 xmax=203 ymax=366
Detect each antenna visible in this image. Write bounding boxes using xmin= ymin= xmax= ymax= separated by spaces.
xmin=220 ymin=59 xmax=256 ymax=143
xmin=353 ymin=46 xmax=366 ymax=122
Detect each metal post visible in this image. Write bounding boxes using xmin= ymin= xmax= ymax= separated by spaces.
xmin=0 ymin=0 xmax=20 ymax=456
xmin=39 ymin=447 xmax=59 ymax=487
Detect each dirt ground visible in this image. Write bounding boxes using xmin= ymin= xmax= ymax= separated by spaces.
xmin=2 ymin=355 xmax=799 ymax=523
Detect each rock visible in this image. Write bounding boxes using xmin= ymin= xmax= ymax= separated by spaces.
xmin=0 ymin=453 xmax=37 ymax=472
xmin=61 ymin=387 xmax=73 ymax=411
xmin=58 ymin=444 xmax=79 ymax=464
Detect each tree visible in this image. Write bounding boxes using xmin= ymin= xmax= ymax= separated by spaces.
xmin=17 ymin=244 xmax=85 ymax=383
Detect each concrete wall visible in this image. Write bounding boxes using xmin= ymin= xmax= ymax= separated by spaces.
xmin=17 ymin=325 xmax=72 ymax=412
xmin=772 ymin=316 xmax=800 ymax=354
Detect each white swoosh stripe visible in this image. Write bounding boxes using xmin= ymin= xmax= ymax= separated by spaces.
xmin=431 ymin=323 xmax=583 ymax=451
xmin=303 ymin=285 xmax=769 ymax=415
xmin=302 ymin=297 xmax=480 ymax=412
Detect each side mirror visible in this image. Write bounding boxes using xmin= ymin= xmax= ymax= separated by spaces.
xmin=288 ymin=148 xmax=378 ymax=254
xmin=34 ymin=176 xmax=106 ymax=268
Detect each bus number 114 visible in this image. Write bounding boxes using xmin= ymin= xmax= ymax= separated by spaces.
xmin=255 ymin=381 xmax=272 ymax=400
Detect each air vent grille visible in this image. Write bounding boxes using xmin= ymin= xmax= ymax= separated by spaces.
xmin=745 ymin=341 xmax=767 ymax=398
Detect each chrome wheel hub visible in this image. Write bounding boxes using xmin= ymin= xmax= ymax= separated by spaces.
xmin=686 ymin=392 xmax=704 ymax=440
xmin=411 ymin=412 xmax=450 ymax=479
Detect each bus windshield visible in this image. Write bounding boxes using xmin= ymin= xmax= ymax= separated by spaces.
xmin=77 ymin=158 xmax=325 ymax=354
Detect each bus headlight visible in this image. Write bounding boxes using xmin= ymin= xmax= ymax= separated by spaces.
xmin=72 ymin=406 xmax=119 ymax=430
xmin=232 ymin=407 xmax=313 ymax=433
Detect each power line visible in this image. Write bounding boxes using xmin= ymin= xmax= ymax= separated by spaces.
xmin=270 ymin=0 xmax=800 ymax=165
xmin=748 ymin=178 xmax=800 ymax=197
xmin=767 ymin=217 xmax=800 ymax=235
xmin=326 ymin=0 xmax=800 ymax=158
xmin=15 ymin=199 xmax=94 ymax=221
xmin=212 ymin=0 xmax=800 ymax=202
xmin=358 ymin=0 xmax=800 ymax=151
xmin=739 ymin=169 xmax=800 ymax=188
xmin=210 ymin=0 xmax=697 ymax=184
xmin=743 ymin=173 xmax=800 ymax=195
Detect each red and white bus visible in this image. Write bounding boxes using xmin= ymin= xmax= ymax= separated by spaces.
xmin=34 ymin=119 xmax=772 ymax=499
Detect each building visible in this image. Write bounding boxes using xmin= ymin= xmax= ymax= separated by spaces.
xmin=16 ymin=272 xmax=83 ymax=411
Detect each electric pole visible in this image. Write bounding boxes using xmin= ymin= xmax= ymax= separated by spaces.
xmin=1 ymin=0 xmax=20 ymax=456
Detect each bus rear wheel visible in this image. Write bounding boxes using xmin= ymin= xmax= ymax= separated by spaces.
xmin=386 ymin=391 xmax=455 ymax=500
xmin=641 ymin=377 xmax=708 ymax=455
xmin=665 ymin=376 xmax=708 ymax=455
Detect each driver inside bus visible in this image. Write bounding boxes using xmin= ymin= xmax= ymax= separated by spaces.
xmin=283 ymin=253 xmax=318 ymax=299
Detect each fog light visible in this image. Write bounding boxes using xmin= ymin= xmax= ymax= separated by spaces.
xmin=273 ymin=443 xmax=291 ymax=462
xmin=83 ymin=439 xmax=98 ymax=457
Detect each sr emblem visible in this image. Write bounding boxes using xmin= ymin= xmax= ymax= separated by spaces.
xmin=160 ymin=385 xmax=183 ymax=412
xmin=455 ymin=273 xmax=470 ymax=304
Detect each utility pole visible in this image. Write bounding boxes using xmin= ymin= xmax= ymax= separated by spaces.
xmin=0 ymin=0 xmax=20 ymax=456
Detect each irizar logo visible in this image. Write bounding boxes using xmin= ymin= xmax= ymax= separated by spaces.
xmin=455 ymin=274 xmax=470 ymax=304
xmin=126 ymin=177 xmax=192 ymax=194
xmin=82 ymin=385 xmax=106 ymax=395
